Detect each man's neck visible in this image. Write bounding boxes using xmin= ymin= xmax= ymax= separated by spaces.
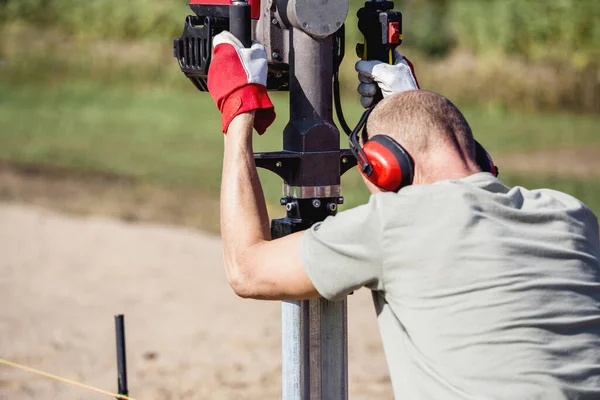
xmin=413 ymin=156 xmax=481 ymax=185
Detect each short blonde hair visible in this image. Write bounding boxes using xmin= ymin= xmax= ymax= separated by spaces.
xmin=366 ymin=90 xmax=476 ymax=160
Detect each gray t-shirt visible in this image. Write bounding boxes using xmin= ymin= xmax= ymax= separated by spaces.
xmin=301 ymin=172 xmax=600 ymax=399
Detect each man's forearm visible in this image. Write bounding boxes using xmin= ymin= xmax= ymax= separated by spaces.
xmin=221 ymin=112 xmax=271 ymax=288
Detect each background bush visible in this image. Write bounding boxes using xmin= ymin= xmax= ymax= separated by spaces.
xmin=1 ymin=0 xmax=599 ymax=113
xmin=3 ymin=0 xmax=599 ymax=62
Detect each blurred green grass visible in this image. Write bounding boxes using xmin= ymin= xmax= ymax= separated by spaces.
xmin=2 ymin=82 xmax=600 ymax=216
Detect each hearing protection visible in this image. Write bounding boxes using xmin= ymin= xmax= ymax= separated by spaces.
xmin=348 ymin=106 xmax=499 ymax=192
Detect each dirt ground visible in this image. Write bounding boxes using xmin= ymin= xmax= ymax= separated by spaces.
xmin=0 ymin=203 xmax=392 ymax=400
xmin=495 ymin=147 xmax=600 ymax=179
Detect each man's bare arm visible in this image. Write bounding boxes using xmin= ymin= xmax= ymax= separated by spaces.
xmin=220 ymin=112 xmax=319 ymax=300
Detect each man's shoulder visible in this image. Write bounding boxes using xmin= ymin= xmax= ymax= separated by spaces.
xmin=521 ymin=185 xmax=589 ymax=209
xmin=510 ymin=185 xmax=599 ymax=226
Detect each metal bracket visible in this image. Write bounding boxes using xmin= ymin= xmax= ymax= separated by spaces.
xmin=339 ymin=149 xmax=356 ymax=176
xmin=254 ymin=149 xmax=356 ymax=184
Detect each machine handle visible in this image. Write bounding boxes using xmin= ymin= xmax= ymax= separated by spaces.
xmin=357 ymin=0 xmax=402 ymax=103
xmin=230 ymin=1 xmax=252 ymax=48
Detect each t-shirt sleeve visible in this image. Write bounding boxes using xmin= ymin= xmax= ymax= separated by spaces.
xmin=300 ymin=194 xmax=384 ymax=301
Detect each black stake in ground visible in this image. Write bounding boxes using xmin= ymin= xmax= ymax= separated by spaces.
xmin=115 ymin=315 xmax=129 ymax=399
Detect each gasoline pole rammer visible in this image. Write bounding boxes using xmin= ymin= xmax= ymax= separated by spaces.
xmin=175 ymin=0 xmax=404 ymax=396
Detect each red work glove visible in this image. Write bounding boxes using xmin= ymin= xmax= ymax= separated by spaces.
xmin=208 ymin=31 xmax=275 ymax=134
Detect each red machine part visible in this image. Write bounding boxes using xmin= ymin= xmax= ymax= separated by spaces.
xmin=388 ymin=21 xmax=401 ymax=44
xmin=190 ymin=0 xmax=261 ymax=20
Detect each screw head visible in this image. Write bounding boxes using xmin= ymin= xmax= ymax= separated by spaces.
xmin=280 ymin=197 xmax=287 ymax=205
xmin=286 ymin=202 xmax=295 ymax=211
xmin=272 ymin=52 xmax=282 ymax=62
xmin=337 ymin=196 xmax=344 ymax=204
xmin=275 ymin=161 xmax=282 ymax=168
xmin=341 ymin=157 xmax=348 ymax=164
xmin=327 ymin=203 xmax=337 ymax=212
xmin=312 ymin=199 xmax=321 ymax=208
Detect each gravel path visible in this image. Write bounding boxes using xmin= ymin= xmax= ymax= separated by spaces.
xmin=0 ymin=204 xmax=391 ymax=399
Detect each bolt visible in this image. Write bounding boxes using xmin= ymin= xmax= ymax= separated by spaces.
xmin=272 ymin=52 xmax=282 ymax=62
xmin=327 ymin=202 xmax=337 ymax=212
xmin=274 ymin=71 xmax=283 ymax=78
xmin=280 ymin=197 xmax=287 ymax=205
xmin=271 ymin=18 xmax=278 ymax=25
xmin=341 ymin=157 xmax=348 ymax=164
xmin=275 ymin=161 xmax=282 ymax=168
xmin=312 ymin=199 xmax=321 ymax=208
xmin=286 ymin=202 xmax=295 ymax=212
xmin=337 ymin=196 xmax=344 ymax=204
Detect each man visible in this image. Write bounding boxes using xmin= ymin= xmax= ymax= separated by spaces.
xmin=207 ymin=31 xmax=600 ymax=398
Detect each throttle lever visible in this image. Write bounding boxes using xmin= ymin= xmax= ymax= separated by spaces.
xmin=356 ymin=0 xmax=402 ymax=103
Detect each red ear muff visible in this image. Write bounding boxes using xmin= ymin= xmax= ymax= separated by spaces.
xmin=361 ymin=135 xmax=414 ymax=192
xmin=474 ymin=140 xmax=499 ymax=177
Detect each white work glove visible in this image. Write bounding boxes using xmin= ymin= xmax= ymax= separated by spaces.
xmin=355 ymin=51 xmax=420 ymax=108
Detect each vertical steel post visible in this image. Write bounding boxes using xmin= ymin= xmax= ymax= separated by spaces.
xmin=280 ymin=27 xmax=348 ymax=400
xmin=115 ymin=315 xmax=129 ymax=399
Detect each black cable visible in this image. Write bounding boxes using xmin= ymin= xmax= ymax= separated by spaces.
xmin=333 ymin=25 xmax=352 ymax=136
xmin=348 ymin=106 xmax=376 ymax=176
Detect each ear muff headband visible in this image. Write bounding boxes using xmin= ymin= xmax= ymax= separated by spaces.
xmin=474 ymin=140 xmax=499 ymax=177
xmin=362 ymin=135 xmax=414 ymax=192
xmin=348 ymin=107 xmax=376 ymax=177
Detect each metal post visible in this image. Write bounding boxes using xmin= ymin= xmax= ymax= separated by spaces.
xmin=282 ymin=298 xmax=348 ymax=399
xmin=280 ymin=27 xmax=348 ymax=400
xmin=115 ymin=315 xmax=129 ymax=398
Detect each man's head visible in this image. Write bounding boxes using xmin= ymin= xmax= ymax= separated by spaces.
xmin=363 ymin=90 xmax=481 ymax=192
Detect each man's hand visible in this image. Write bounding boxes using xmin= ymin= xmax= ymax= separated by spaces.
xmin=355 ymin=51 xmax=420 ymax=108
xmin=207 ymin=31 xmax=275 ymax=134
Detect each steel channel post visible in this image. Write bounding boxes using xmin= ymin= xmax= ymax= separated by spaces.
xmin=281 ymin=26 xmax=349 ymax=400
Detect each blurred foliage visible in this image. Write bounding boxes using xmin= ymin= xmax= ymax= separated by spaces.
xmin=0 ymin=0 xmax=187 ymax=40
xmin=0 ymin=23 xmax=186 ymax=89
xmin=0 ymin=0 xmax=599 ymax=113
xmin=448 ymin=0 xmax=600 ymax=67
xmin=394 ymin=0 xmax=600 ymax=65
xmin=2 ymin=0 xmax=598 ymax=64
